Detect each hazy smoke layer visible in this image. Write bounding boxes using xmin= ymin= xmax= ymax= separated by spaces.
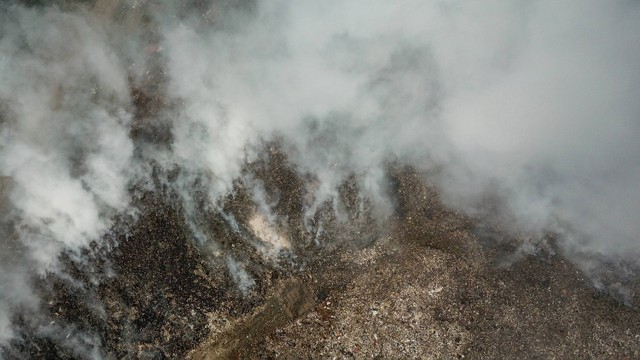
xmin=1 ymin=0 xmax=640 ymax=351
xmin=0 ymin=4 xmax=134 ymax=345
xmin=162 ymin=0 xmax=640 ymax=257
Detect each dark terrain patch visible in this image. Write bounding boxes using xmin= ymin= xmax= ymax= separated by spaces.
xmin=2 ymin=2 xmax=640 ymax=359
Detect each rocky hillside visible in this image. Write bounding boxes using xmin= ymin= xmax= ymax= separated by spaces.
xmin=1 ymin=1 xmax=640 ymax=359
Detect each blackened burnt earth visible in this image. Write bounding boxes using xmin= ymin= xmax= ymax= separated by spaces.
xmin=1 ymin=162 xmax=293 ymax=359
xmin=3 ymin=192 xmax=221 ymax=359
xmin=3 ymin=152 xmax=640 ymax=360
xmin=3 ymin=2 xmax=640 ymax=358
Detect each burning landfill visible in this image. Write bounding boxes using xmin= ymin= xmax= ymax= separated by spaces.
xmin=1 ymin=1 xmax=640 ymax=359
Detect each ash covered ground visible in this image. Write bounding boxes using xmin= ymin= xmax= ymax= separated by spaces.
xmin=4 ymin=152 xmax=640 ymax=359
xmin=2 ymin=1 xmax=640 ymax=359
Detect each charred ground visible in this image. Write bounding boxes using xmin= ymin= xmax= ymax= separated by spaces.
xmin=3 ymin=155 xmax=640 ymax=359
xmin=2 ymin=1 xmax=640 ymax=359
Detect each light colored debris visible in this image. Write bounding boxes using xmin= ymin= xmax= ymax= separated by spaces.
xmin=248 ymin=212 xmax=291 ymax=259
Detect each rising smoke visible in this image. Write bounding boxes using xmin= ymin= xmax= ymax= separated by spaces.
xmin=161 ymin=0 xmax=640 ymax=259
xmin=1 ymin=0 xmax=640 ymax=352
xmin=0 ymin=4 xmax=134 ymax=346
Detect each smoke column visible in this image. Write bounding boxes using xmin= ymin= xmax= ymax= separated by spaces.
xmin=161 ymin=0 xmax=640 ymax=260
xmin=1 ymin=0 xmax=640 ymax=353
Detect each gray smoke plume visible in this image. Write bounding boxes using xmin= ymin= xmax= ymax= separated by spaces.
xmin=1 ymin=0 xmax=640 ymax=353
xmin=160 ymin=0 xmax=640 ymax=260
xmin=0 ymin=3 xmax=134 ymax=346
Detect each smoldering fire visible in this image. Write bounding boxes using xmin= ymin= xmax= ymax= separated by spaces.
xmin=1 ymin=1 xmax=640 ymax=358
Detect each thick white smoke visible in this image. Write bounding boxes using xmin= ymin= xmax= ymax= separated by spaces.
xmin=162 ymin=0 xmax=640 ymax=260
xmin=0 ymin=4 xmax=134 ymax=345
xmin=1 ymin=0 xmax=640 ymax=351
